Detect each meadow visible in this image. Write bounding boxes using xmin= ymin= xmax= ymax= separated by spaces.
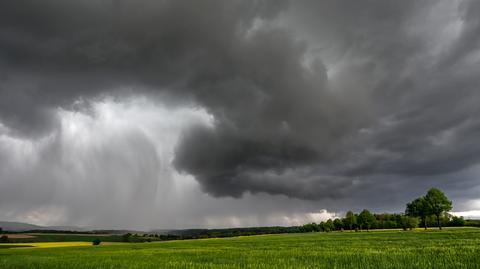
xmin=1 ymin=228 xmax=479 ymax=269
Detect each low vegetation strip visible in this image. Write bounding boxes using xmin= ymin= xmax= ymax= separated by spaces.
xmin=0 ymin=242 xmax=92 ymax=249
xmin=0 ymin=245 xmax=32 ymax=249
xmin=1 ymin=228 xmax=479 ymax=269
xmin=0 ymin=234 xmax=36 ymax=239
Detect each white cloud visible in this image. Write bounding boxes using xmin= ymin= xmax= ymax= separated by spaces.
xmin=451 ymin=210 xmax=480 ymax=219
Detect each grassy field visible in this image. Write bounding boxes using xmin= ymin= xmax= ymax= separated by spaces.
xmin=1 ymin=228 xmax=479 ymax=269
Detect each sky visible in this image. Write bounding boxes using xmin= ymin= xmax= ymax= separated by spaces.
xmin=1 ymin=0 xmax=480 ymax=230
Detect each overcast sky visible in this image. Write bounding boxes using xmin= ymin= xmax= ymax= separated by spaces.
xmin=1 ymin=0 xmax=480 ymax=230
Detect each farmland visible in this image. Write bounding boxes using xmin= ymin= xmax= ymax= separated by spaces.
xmin=0 ymin=233 xmax=146 ymax=243
xmin=1 ymin=227 xmax=479 ymax=269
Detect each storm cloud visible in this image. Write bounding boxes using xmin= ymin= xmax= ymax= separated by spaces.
xmin=1 ymin=0 xmax=480 ymax=228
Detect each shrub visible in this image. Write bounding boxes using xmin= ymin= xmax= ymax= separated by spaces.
xmin=92 ymin=238 xmax=101 ymax=246
xmin=0 ymin=235 xmax=9 ymax=243
xmin=122 ymin=233 xmax=132 ymax=242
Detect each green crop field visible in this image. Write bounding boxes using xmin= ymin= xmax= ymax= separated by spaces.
xmin=1 ymin=228 xmax=479 ymax=269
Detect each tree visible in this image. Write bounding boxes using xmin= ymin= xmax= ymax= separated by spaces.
xmin=344 ymin=211 xmax=357 ymax=230
xmin=300 ymin=223 xmax=318 ymax=233
xmin=318 ymin=222 xmax=326 ymax=232
xmin=92 ymin=238 xmax=101 ymax=245
xmin=400 ymin=216 xmax=418 ymax=230
xmin=333 ymin=218 xmax=343 ymax=231
xmin=425 ymin=188 xmax=452 ymax=230
xmin=450 ymin=216 xmax=465 ymax=227
xmin=325 ymin=219 xmax=335 ymax=232
xmin=358 ymin=209 xmax=376 ymax=231
xmin=406 ymin=197 xmax=431 ymax=230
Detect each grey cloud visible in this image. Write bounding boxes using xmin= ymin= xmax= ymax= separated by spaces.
xmin=1 ymin=0 xmax=480 ymax=227
xmin=175 ymin=0 xmax=480 ymax=200
xmin=0 ymin=0 xmax=288 ymax=135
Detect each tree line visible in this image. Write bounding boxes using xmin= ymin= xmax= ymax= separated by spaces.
xmin=300 ymin=188 xmax=468 ymax=232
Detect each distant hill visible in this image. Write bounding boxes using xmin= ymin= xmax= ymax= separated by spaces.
xmin=0 ymin=221 xmax=148 ymax=234
xmin=0 ymin=221 xmax=44 ymax=231
xmin=0 ymin=221 xmax=85 ymax=232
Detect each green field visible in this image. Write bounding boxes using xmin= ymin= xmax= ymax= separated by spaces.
xmin=1 ymin=228 xmax=479 ymax=269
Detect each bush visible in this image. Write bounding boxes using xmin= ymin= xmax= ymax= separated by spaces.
xmin=465 ymin=219 xmax=480 ymax=227
xmin=122 ymin=233 xmax=132 ymax=242
xmin=0 ymin=235 xmax=9 ymax=243
xmin=92 ymin=238 xmax=101 ymax=246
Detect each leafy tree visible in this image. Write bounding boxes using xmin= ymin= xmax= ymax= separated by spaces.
xmin=92 ymin=238 xmax=101 ymax=245
xmin=358 ymin=209 xmax=376 ymax=231
xmin=333 ymin=218 xmax=343 ymax=231
xmin=400 ymin=216 xmax=418 ymax=230
xmin=325 ymin=219 xmax=335 ymax=232
xmin=450 ymin=216 xmax=465 ymax=227
xmin=344 ymin=211 xmax=357 ymax=230
xmin=300 ymin=223 xmax=319 ymax=233
xmin=425 ymin=188 xmax=452 ymax=230
xmin=406 ymin=197 xmax=431 ymax=230
xmin=318 ymin=222 xmax=326 ymax=232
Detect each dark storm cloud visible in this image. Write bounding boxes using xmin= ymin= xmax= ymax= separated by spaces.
xmin=0 ymin=0 xmax=288 ymax=136
xmin=177 ymin=0 xmax=480 ymax=200
xmin=1 ymin=0 xmax=480 ymax=209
